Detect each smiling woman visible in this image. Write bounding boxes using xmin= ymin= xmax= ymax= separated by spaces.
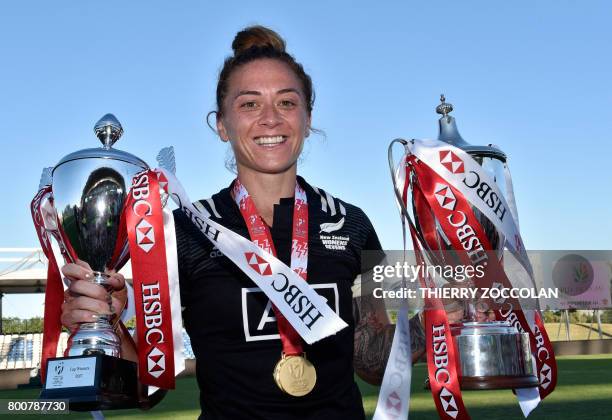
xmin=217 ymin=59 xmax=310 ymax=184
xmin=213 ymin=26 xmax=314 ymax=225
xmin=58 ymin=25 xmax=426 ymax=420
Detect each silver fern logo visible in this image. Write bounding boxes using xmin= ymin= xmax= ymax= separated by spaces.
xmin=319 ymin=217 xmax=344 ymax=233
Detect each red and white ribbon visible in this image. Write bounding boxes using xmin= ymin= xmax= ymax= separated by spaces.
xmin=372 ymin=306 xmax=413 ymax=420
xmin=124 ymin=170 xmax=183 ymax=389
xmin=232 ymin=179 xmax=308 ymax=356
xmin=406 ymin=139 xmax=533 ymax=281
xmin=413 ymin=226 xmax=471 ymax=420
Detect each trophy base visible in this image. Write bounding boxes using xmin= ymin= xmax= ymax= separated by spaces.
xmin=425 ymin=374 xmax=540 ymax=391
xmin=459 ymin=374 xmax=540 ymax=390
xmin=40 ymin=354 xmax=138 ymax=411
xmin=424 ymin=321 xmax=540 ymax=391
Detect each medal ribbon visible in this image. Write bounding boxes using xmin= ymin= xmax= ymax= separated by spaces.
xmin=125 ymin=170 xmax=176 ymax=389
xmin=232 ymin=179 xmax=308 ymax=356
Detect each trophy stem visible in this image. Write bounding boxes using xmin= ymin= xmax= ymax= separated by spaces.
xmin=91 ymin=271 xmax=115 ymax=323
xmin=67 ymin=272 xmax=121 ymax=357
xmin=91 ymin=271 xmax=113 ymax=289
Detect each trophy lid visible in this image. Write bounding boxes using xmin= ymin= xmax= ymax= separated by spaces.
xmin=54 ymin=114 xmax=149 ymax=170
xmin=436 ymin=95 xmax=507 ymax=162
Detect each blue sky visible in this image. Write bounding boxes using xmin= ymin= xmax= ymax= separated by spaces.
xmin=1 ymin=1 xmax=611 ymax=317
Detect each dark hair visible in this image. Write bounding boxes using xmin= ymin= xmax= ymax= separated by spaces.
xmin=215 ymin=25 xmax=315 ymax=118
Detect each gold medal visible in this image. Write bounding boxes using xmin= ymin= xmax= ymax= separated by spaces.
xmin=273 ymin=353 xmax=317 ymax=397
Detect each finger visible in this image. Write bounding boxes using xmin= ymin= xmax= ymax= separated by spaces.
xmin=62 ymin=263 xmax=94 ymax=281
xmin=63 ymin=289 xmax=75 ymax=303
xmin=475 ymin=311 xmax=488 ymax=322
xmin=443 ymin=299 xmax=463 ymax=313
xmin=111 ymin=295 xmax=126 ymax=314
xmin=474 ymin=300 xmax=490 ymax=313
xmin=106 ymin=272 xmax=126 ymax=291
xmin=75 ymin=259 xmax=93 ymax=271
xmin=61 ymin=308 xmax=101 ymax=329
xmin=447 ymin=308 xmax=465 ymax=323
xmin=69 ymin=280 xmax=108 ymax=301
xmin=66 ymin=296 xmax=113 ymax=315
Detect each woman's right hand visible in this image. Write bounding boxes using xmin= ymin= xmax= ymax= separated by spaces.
xmin=60 ymin=260 xmax=127 ymax=333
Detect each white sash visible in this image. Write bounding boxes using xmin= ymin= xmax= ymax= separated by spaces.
xmin=372 ymin=306 xmax=412 ymax=420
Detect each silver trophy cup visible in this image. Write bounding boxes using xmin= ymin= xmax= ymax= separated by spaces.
xmin=39 ymin=114 xmax=148 ymax=409
xmin=394 ymin=96 xmax=539 ymax=390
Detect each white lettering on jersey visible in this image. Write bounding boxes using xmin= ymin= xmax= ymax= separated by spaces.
xmin=242 ymin=283 xmax=339 ymax=342
xmin=257 ymin=300 xmax=276 ymax=331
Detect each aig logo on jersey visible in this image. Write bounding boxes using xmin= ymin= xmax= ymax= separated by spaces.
xmin=241 ymin=284 xmax=339 ymax=342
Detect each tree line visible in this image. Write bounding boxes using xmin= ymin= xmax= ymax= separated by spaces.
xmin=1 ymin=317 xmax=137 ymax=334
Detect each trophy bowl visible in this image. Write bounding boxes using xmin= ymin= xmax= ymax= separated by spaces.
xmin=413 ymin=97 xmax=539 ymax=390
xmin=39 ymin=114 xmax=148 ymax=409
xmin=451 ymin=322 xmax=536 ymax=390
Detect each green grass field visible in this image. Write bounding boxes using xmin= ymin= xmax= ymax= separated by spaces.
xmin=1 ymin=355 xmax=610 ymax=419
xmin=544 ymin=323 xmax=612 ymax=341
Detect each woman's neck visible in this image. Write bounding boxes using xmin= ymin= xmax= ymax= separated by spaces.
xmin=237 ymin=165 xmax=297 ymax=226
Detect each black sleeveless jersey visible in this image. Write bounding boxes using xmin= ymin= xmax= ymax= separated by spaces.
xmin=174 ymin=176 xmax=382 ymax=420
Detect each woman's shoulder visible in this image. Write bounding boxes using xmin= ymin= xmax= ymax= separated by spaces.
xmin=172 ymin=184 xmax=237 ymax=224
xmin=300 ymin=177 xmax=381 ymax=256
xmin=171 ymin=186 xmax=226 ymax=232
xmin=298 ymin=176 xmax=371 ymax=223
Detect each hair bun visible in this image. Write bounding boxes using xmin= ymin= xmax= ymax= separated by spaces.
xmin=232 ymin=25 xmax=286 ymax=56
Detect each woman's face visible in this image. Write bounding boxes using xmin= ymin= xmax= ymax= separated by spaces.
xmin=217 ymin=59 xmax=311 ymax=175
